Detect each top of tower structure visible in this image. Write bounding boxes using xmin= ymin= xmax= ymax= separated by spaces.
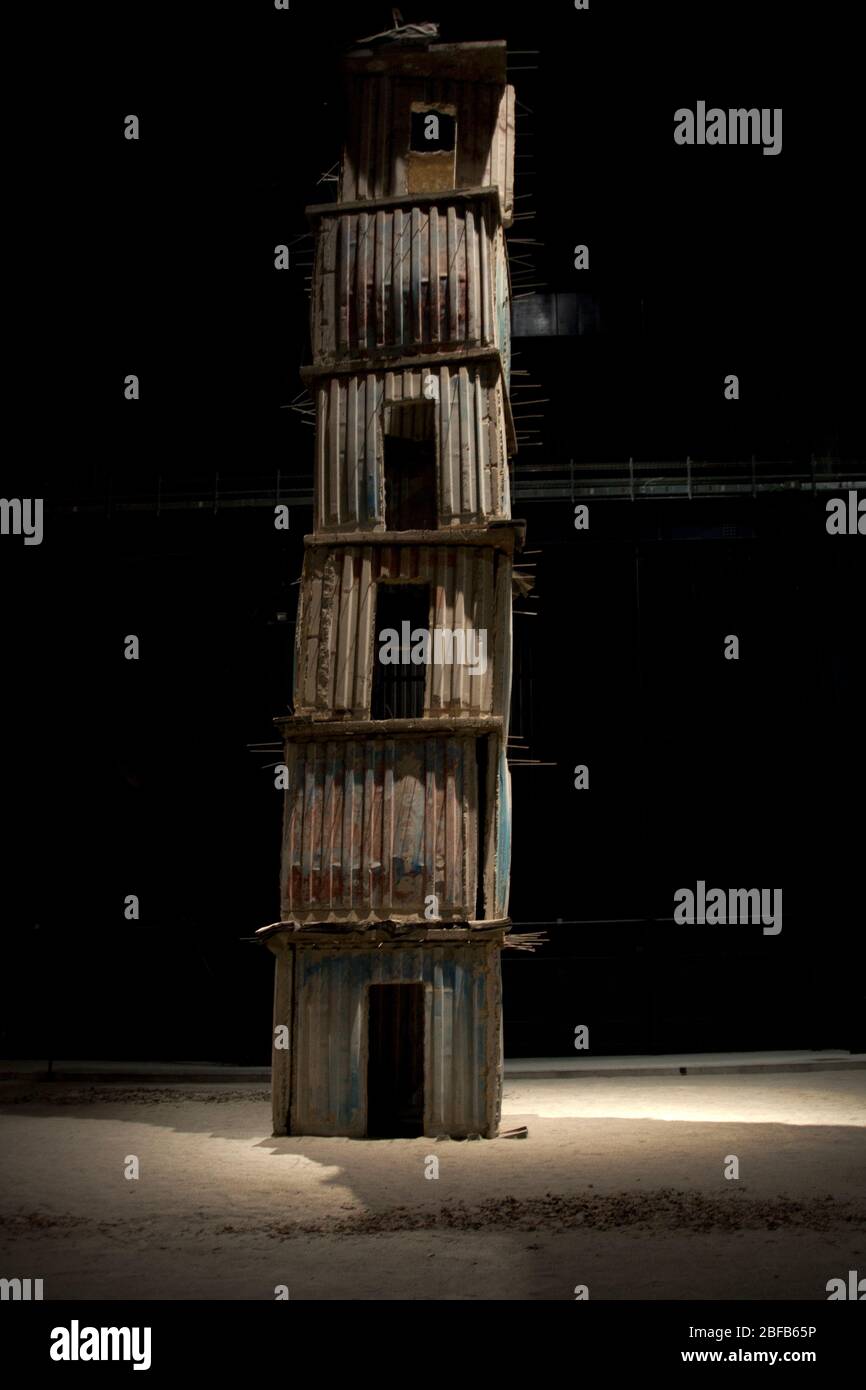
xmin=347 ymin=18 xmax=507 ymax=83
xmin=335 ymin=17 xmax=515 ymax=225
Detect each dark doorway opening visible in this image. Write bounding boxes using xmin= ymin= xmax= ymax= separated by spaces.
xmin=371 ymin=581 xmax=430 ymax=719
xmin=367 ymin=983 xmax=426 ymax=1137
xmin=383 ymin=402 xmax=438 ymax=530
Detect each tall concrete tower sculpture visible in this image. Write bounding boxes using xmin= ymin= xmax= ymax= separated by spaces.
xmin=259 ymin=25 xmax=520 ymax=1138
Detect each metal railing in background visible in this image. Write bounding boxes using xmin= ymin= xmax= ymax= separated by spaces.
xmin=48 ymin=458 xmax=865 ymax=516
xmin=519 ymin=456 xmax=866 ymax=501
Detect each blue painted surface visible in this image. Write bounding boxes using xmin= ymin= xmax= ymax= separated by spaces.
xmin=495 ymin=744 xmax=512 ymax=919
xmin=497 ymin=245 xmax=512 ymax=390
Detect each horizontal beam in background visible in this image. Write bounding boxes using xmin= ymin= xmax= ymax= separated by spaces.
xmin=47 ymin=463 xmax=865 ymax=514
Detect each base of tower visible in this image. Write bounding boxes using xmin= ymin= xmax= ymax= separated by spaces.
xmin=261 ymin=924 xmax=505 ymax=1140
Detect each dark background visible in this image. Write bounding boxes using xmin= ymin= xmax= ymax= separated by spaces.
xmin=3 ymin=1 xmax=863 ymax=1062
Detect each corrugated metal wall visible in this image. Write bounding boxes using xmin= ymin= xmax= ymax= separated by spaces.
xmin=495 ymin=744 xmax=512 ymax=920
xmin=494 ymin=224 xmax=511 ymax=388
xmin=280 ymin=735 xmax=477 ymax=923
xmin=294 ymin=543 xmax=504 ymax=717
xmin=315 ymin=363 xmax=510 ymax=531
xmin=270 ymin=41 xmax=517 ymax=1143
xmin=341 ymin=76 xmax=515 ymax=224
xmin=289 ymin=944 xmax=501 ymax=1136
xmin=312 ymin=199 xmax=510 ymax=362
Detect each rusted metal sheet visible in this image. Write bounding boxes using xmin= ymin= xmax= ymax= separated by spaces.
xmin=494 ymin=222 xmax=512 ymax=387
xmin=285 ymin=943 xmax=502 ymax=1137
xmin=279 ymin=734 xmax=477 ymax=924
xmin=311 ymin=197 xmax=510 ymax=363
xmin=294 ymin=543 xmax=506 ymax=719
xmin=315 ymin=362 xmax=511 ymax=532
xmin=341 ymin=75 xmax=516 ymax=225
xmin=344 ymin=39 xmax=508 ymax=84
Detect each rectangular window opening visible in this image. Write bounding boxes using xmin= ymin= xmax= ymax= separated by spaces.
xmin=408 ymin=105 xmax=457 ymax=194
xmin=383 ymin=401 xmax=438 ymax=531
xmin=371 ymin=581 xmax=430 ymax=721
xmin=410 ymin=108 xmax=457 ymax=153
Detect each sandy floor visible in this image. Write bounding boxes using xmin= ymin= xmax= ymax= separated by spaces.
xmin=1 ymin=1072 xmax=864 ymax=1300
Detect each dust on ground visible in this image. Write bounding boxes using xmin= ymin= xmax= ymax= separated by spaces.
xmin=1 ymin=1072 xmax=863 ymax=1299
